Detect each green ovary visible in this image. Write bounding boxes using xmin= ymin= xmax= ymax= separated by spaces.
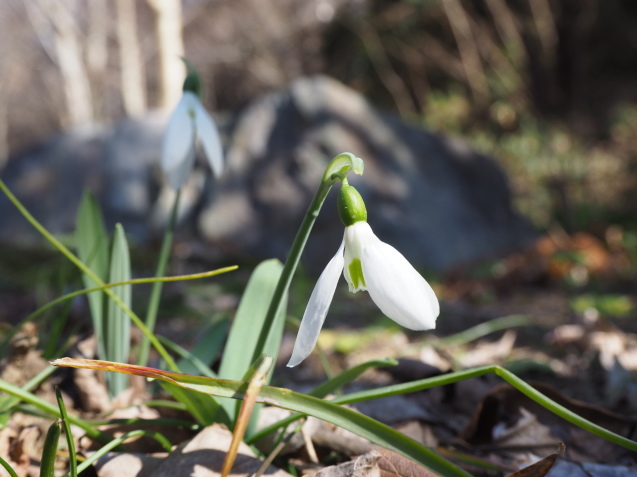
xmin=348 ymin=258 xmax=366 ymax=290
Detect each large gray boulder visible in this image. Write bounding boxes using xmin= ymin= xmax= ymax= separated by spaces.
xmin=199 ymin=76 xmax=535 ymax=271
xmin=0 ymin=76 xmax=535 ymax=271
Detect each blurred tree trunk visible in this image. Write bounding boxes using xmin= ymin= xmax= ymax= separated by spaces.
xmin=31 ymin=0 xmax=94 ymax=127
xmin=87 ymin=0 xmax=110 ymax=121
xmin=147 ymin=0 xmax=185 ymax=111
xmin=116 ymin=0 xmax=147 ymax=116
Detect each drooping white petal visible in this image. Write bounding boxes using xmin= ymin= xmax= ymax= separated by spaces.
xmin=194 ymin=100 xmax=224 ymax=178
xmin=361 ymin=231 xmax=439 ymax=330
xmin=288 ymin=240 xmax=345 ymax=367
xmin=161 ymin=94 xmax=196 ymax=189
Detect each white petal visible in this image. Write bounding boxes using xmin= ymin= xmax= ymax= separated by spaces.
xmin=195 ymin=100 xmax=224 ymax=178
xmin=287 ymin=239 xmax=345 ymax=367
xmin=161 ymin=94 xmax=196 ymax=189
xmin=362 ymin=235 xmax=439 ymax=330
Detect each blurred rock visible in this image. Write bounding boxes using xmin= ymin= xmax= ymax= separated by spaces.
xmin=0 ymin=76 xmax=535 ymax=271
xmin=0 ymin=115 xmax=165 ymax=243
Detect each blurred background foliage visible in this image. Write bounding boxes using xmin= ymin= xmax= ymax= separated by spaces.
xmin=1 ymin=0 xmax=637 ymax=237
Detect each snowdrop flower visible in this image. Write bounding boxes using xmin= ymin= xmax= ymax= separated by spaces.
xmin=288 ymin=184 xmax=439 ymax=367
xmin=161 ymin=70 xmax=223 ymax=189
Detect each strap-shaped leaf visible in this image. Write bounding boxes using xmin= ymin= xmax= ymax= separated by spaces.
xmin=105 ymin=224 xmax=131 ymax=397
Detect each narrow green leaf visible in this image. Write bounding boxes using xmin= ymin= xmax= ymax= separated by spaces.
xmin=106 ymin=224 xmax=131 ymax=397
xmin=309 ymin=358 xmax=397 ymax=398
xmin=160 ymin=381 xmax=229 ymax=427
xmin=40 ymin=420 xmax=62 ymax=477
xmin=177 ymin=318 xmax=228 ymax=376
xmin=64 ymin=430 xmax=172 ymax=477
xmin=139 ymin=189 xmax=181 ymax=367
xmin=0 ymin=364 xmax=57 ymax=413
xmin=55 ymin=387 xmax=77 ymax=477
xmin=52 ymin=358 xmax=470 ymax=476
xmin=0 ymin=178 xmax=178 ymax=371
xmin=76 ymin=190 xmax=109 ymax=360
xmin=0 ymin=266 xmax=237 ymax=355
xmin=0 ymin=455 xmax=18 ymax=477
xmin=0 ymin=377 xmax=108 ymax=442
xmin=246 ymin=357 xmax=398 ymax=445
xmin=218 ymin=259 xmax=286 ymax=423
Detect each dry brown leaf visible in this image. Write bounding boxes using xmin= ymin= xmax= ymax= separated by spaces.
xmin=151 ymin=425 xmax=291 ymax=477
xmin=312 ymin=449 xmax=440 ymax=477
xmin=504 ymin=442 xmax=564 ymax=477
xmin=461 ymin=383 xmax=636 ymax=464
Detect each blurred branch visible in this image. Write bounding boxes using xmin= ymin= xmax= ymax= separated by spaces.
xmin=358 ymin=21 xmax=416 ymax=118
xmin=442 ymin=0 xmax=489 ymax=106
xmin=484 ymin=0 xmax=527 ymax=69
xmin=529 ymin=0 xmax=559 ymax=61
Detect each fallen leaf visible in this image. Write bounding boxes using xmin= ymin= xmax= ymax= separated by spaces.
xmin=505 ymin=442 xmax=564 ymax=476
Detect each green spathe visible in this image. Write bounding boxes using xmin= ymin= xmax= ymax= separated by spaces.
xmin=337 ymin=185 xmax=367 ymax=226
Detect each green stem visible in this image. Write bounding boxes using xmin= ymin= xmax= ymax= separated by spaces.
xmin=138 ymin=189 xmax=181 ymax=367
xmin=0 ymin=267 xmax=235 ymax=353
xmin=0 ymin=179 xmax=178 ymax=371
xmin=247 ymin=365 xmax=637 ymax=453
xmin=66 ymin=430 xmax=173 ymax=477
xmin=0 ymin=456 xmax=18 ymax=477
xmin=0 ymin=377 xmax=107 ymax=442
xmin=251 ymin=180 xmax=333 ymax=364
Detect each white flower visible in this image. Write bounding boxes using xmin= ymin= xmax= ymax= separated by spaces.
xmin=287 ymin=221 xmax=439 ymax=367
xmin=161 ymin=91 xmax=223 ymax=190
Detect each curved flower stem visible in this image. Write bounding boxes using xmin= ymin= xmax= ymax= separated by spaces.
xmin=0 ymin=178 xmax=178 ymax=371
xmin=251 ymin=180 xmax=333 ymax=364
xmin=251 ymin=153 xmax=363 ymax=365
xmin=138 ymin=189 xmax=181 ymax=367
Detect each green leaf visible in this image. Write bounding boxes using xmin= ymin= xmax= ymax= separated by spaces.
xmin=40 ymin=420 xmax=62 ymax=477
xmin=176 ymin=318 xmax=228 ymax=376
xmin=0 ymin=377 xmax=108 ymax=443
xmin=52 ymin=358 xmax=469 ymax=477
xmin=76 ymin=191 xmax=109 ymax=360
xmin=247 ymin=358 xmax=398 ymax=445
xmin=218 ymin=259 xmax=286 ymax=423
xmin=0 ymin=455 xmax=18 ymax=477
xmin=105 ymin=224 xmax=131 ymax=397
xmin=160 ymin=381 xmax=229 ymax=427
xmin=55 ymin=387 xmax=77 ymax=477
xmin=67 ymin=430 xmax=171 ymax=477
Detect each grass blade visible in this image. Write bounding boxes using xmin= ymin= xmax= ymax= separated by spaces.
xmin=0 ymin=456 xmax=18 ymax=477
xmin=51 ymin=358 xmax=471 ymax=476
xmin=246 ymin=357 xmax=398 ymax=445
xmin=0 ymin=377 xmax=108 ymax=442
xmin=177 ymin=318 xmax=229 ymax=376
xmin=139 ymin=189 xmax=181 ymax=367
xmin=76 ymin=190 xmax=109 ymax=360
xmin=55 ymin=386 xmax=77 ymax=477
xmin=0 ymin=178 xmax=178 ymax=371
xmin=39 ymin=419 xmax=62 ymax=477
xmin=105 ymin=224 xmax=131 ymax=397
xmin=0 ymin=266 xmax=237 ymax=354
xmin=65 ymin=430 xmax=172 ymax=477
